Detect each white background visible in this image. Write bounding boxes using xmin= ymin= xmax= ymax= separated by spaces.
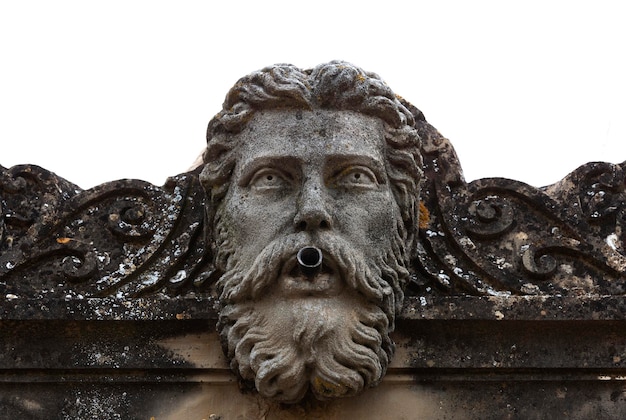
xmin=2 ymin=1 xmax=625 ymax=189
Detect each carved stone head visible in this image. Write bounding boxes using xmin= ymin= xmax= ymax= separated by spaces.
xmin=199 ymin=61 xmax=423 ymax=403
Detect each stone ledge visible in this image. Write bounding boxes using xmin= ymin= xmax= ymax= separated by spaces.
xmin=403 ymin=295 xmax=626 ymax=320
xmin=2 ymin=295 xmax=626 ymax=321
xmin=0 ymin=296 xmax=220 ymax=320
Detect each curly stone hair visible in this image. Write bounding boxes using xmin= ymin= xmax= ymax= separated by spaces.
xmin=200 ymin=61 xmax=424 ymax=262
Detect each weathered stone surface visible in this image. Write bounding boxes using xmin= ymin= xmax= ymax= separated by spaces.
xmin=1 ymin=61 xmax=626 ymax=416
xmin=0 ymin=165 xmax=215 ymax=299
xmin=2 ymin=318 xmax=626 ymax=419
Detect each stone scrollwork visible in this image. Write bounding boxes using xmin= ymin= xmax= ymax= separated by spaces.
xmin=0 ymin=165 xmax=213 ymax=299
xmin=465 ymin=195 xmax=515 ymax=239
xmin=1 ymin=61 xmax=625 ymax=405
xmin=416 ymin=160 xmax=626 ymax=295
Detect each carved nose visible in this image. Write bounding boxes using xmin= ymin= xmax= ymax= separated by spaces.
xmin=294 ymin=206 xmax=332 ymax=231
xmin=294 ymin=186 xmax=332 ymax=232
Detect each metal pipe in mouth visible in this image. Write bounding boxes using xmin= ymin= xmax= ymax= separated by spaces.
xmin=296 ymin=246 xmax=323 ymax=277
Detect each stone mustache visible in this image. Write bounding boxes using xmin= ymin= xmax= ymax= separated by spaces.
xmin=199 ymin=61 xmax=423 ymax=403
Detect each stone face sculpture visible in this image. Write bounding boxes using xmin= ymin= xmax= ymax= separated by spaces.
xmin=199 ymin=62 xmax=422 ymax=401
xmin=1 ymin=61 xmax=626 ymax=408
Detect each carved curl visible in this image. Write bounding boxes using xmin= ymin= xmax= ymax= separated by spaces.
xmin=466 ymin=195 xmax=515 ymax=239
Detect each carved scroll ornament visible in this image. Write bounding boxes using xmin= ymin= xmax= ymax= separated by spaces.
xmin=1 ymin=61 xmax=624 ymax=404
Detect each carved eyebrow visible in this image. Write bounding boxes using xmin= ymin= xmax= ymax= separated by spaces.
xmin=237 ymin=156 xmax=300 ymax=186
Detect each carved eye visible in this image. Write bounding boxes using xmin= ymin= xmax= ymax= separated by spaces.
xmin=334 ymin=166 xmax=378 ymax=189
xmin=249 ymin=168 xmax=290 ymax=191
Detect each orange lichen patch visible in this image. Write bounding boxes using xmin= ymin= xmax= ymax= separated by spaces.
xmin=311 ymin=376 xmax=348 ymax=398
xmin=56 ymin=237 xmax=72 ymax=244
xmin=356 ymin=73 xmax=366 ymax=83
xmin=419 ymin=200 xmax=430 ymax=229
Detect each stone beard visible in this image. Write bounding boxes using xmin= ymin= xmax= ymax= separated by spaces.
xmin=214 ymin=212 xmax=408 ymax=403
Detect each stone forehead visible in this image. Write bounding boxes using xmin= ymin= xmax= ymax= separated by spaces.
xmin=234 ymin=109 xmax=387 ymax=160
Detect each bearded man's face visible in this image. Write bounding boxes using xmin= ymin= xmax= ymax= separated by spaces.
xmin=212 ymin=110 xmax=409 ymax=403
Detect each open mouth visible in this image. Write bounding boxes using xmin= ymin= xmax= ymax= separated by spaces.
xmin=278 ymin=247 xmax=343 ymax=296
xmin=296 ymin=246 xmax=323 ymax=277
